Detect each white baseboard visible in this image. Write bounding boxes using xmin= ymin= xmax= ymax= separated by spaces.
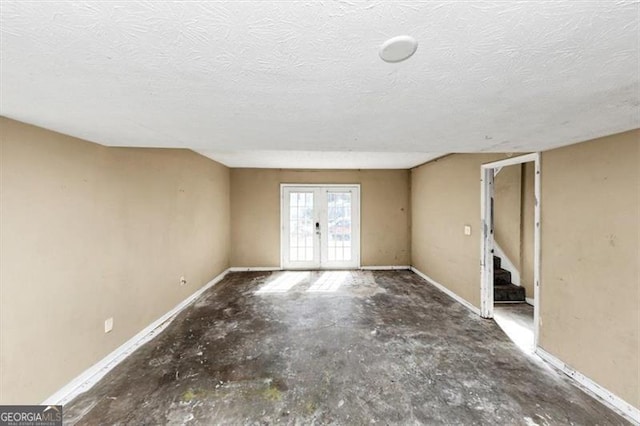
xmin=360 ymin=265 xmax=411 ymax=270
xmin=42 ymin=268 xmax=231 ymax=406
xmin=410 ymin=267 xmax=481 ymax=316
xmin=228 ymin=266 xmax=281 ymax=272
xmin=229 ymin=266 xmax=412 ymax=272
xmin=536 ymin=347 xmax=640 ymax=425
xmin=526 ymin=297 xmax=535 ymax=306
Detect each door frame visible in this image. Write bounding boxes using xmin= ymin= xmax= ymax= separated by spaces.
xmin=480 ymin=153 xmax=541 ymax=346
xmin=280 ymin=184 xmax=361 ymax=270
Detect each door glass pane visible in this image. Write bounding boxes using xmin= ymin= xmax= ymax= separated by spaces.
xmin=289 ymin=192 xmax=314 ymax=262
xmin=327 ymin=192 xmax=351 ymax=261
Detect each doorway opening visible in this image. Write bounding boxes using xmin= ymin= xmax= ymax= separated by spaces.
xmin=280 ymin=184 xmax=360 ymax=270
xmin=480 ymin=154 xmax=541 ymax=349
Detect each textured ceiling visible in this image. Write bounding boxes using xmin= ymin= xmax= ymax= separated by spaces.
xmin=1 ymin=1 xmax=638 ymax=169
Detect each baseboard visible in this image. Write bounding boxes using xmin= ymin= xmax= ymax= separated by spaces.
xmin=228 ymin=266 xmax=282 ymax=272
xmin=229 ymin=266 xmax=412 ymax=272
xmin=410 ymin=267 xmax=481 ymax=316
xmin=360 ymin=265 xmax=411 ymax=270
xmin=526 ymin=297 xmax=535 ymax=306
xmin=42 ymin=268 xmax=231 ymax=406
xmin=536 ymin=347 xmax=640 ymax=425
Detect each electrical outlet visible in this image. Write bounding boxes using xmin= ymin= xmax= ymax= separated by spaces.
xmin=464 ymin=225 xmax=472 ymax=236
xmin=180 ymin=276 xmax=187 ymax=286
xmin=104 ymin=317 xmax=113 ymax=333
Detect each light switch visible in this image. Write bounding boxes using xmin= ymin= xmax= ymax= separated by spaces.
xmin=464 ymin=225 xmax=472 ymax=236
xmin=104 ymin=317 xmax=114 ymax=333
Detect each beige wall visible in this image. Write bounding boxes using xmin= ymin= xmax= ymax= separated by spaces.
xmin=0 ymin=118 xmax=231 ymax=404
xmin=494 ymin=164 xmax=522 ymax=274
xmin=411 ymin=130 xmax=639 ymax=410
xmin=539 ymin=130 xmax=639 ymax=409
xmin=411 ymin=153 xmax=506 ymax=307
xmin=230 ymin=169 xmax=410 ymax=267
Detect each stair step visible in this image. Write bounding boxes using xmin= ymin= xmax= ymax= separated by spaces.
xmin=494 ymin=283 xmax=526 ymax=302
xmin=493 ymin=256 xmax=501 ymax=269
xmin=494 ymin=268 xmax=511 ymax=286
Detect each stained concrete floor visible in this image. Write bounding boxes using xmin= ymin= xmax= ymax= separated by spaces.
xmin=64 ymin=271 xmax=628 ymax=425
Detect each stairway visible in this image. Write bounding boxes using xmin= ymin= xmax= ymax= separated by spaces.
xmin=493 ymin=255 xmax=525 ymax=303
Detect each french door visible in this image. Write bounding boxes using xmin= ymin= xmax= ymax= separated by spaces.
xmin=281 ymin=185 xmax=360 ymax=269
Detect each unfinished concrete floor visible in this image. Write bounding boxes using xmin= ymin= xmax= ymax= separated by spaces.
xmin=64 ymin=271 xmax=627 ymax=425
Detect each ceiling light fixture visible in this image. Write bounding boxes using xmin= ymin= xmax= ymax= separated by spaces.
xmin=379 ymin=35 xmax=418 ymax=63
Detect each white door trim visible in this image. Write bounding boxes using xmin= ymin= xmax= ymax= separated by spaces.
xmin=480 ymin=153 xmax=541 ymax=346
xmin=280 ymin=184 xmax=361 ymax=270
